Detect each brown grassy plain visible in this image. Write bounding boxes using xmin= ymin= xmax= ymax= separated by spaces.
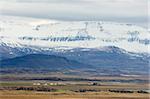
xmin=0 ymin=75 xmax=149 ymax=99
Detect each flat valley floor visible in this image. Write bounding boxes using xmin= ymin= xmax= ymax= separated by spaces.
xmin=0 ymin=75 xmax=150 ymax=99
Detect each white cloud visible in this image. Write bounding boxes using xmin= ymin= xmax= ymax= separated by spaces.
xmin=0 ymin=0 xmax=148 ymax=28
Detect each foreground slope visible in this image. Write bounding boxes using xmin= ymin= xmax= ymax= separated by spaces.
xmin=0 ymin=54 xmax=87 ymax=70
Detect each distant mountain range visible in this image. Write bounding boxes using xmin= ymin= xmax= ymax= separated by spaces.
xmin=0 ymin=15 xmax=149 ymax=76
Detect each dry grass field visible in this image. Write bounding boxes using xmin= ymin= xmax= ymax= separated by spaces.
xmin=0 ymin=90 xmax=149 ymax=99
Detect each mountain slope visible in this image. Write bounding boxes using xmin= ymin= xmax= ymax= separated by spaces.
xmin=0 ymin=48 xmax=149 ymax=76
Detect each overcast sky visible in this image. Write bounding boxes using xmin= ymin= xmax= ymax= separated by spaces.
xmin=0 ymin=0 xmax=149 ymax=28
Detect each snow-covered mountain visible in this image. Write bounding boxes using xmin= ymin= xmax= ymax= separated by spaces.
xmin=0 ymin=15 xmax=149 ymax=55
xmin=0 ymin=15 xmax=149 ymax=76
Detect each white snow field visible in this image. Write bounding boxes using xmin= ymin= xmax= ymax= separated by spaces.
xmin=0 ymin=15 xmax=149 ymax=53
